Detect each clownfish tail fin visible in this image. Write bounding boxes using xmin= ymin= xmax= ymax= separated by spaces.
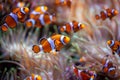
xmin=32 ymin=45 xmax=41 ymax=53
xmin=1 ymin=23 xmax=9 ymax=32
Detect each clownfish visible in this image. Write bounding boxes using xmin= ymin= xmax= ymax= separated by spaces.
xmin=59 ymin=20 xmax=85 ymax=33
xmin=107 ymin=40 xmax=120 ymax=56
xmin=25 ymin=13 xmax=56 ymax=28
xmin=73 ymin=66 xmax=96 ymax=80
xmin=0 ymin=7 xmax=29 ymax=31
xmin=95 ymin=8 xmax=119 ymax=20
xmin=12 ymin=7 xmax=29 ymax=22
xmin=32 ymin=34 xmax=70 ymax=53
xmin=55 ymin=0 xmax=72 ymax=7
xmin=24 ymin=74 xmax=42 ymax=80
xmin=102 ymin=59 xmax=116 ymax=76
xmin=30 ymin=6 xmax=48 ymax=19
xmin=0 ymin=12 xmax=18 ymax=31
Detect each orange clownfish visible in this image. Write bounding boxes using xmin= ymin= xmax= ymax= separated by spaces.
xmin=102 ymin=59 xmax=116 ymax=76
xmin=0 ymin=7 xmax=29 ymax=32
xmin=0 ymin=12 xmax=18 ymax=31
xmin=12 ymin=7 xmax=29 ymax=22
xmin=25 ymin=13 xmax=56 ymax=28
xmin=55 ymin=0 xmax=72 ymax=7
xmin=32 ymin=34 xmax=70 ymax=53
xmin=95 ymin=8 xmax=119 ymax=20
xmin=107 ymin=40 xmax=120 ymax=56
xmin=30 ymin=6 xmax=48 ymax=19
xmin=24 ymin=74 xmax=42 ymax=80
xmin=59 ymin=20 xmax=85 ymax=33
xmin=73 ymin=66 xmax=96 ymax=80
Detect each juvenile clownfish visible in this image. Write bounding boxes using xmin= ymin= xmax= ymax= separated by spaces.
xmin=0 ymin=7 xmax=29 ymax=32
xmin=73 ymin=66 xmax=96 ymax=80
xmin=59 ymin=20 xmax=85 ymax=33
xmin=0 ymin=12 xmax=18 ymax=31
xmin=12 ymin=7 xmax=29 ymax=22
xmin=25 ymin=6 xmax=48 ymax=28
xmin=107 ymin=40 xmax=120 ymax=56
xmin=24 ymin=74 xmax=42 ymax=80
xmin=30 ymin=6 xmax=48 ymax=19
xmin=102 ymin=59 xmax=116 ymax=76
xmin=32 ymin=34 xmax=70 ymax=53
xmin=25 ymin=13 xmax=56 ymax=28
xmin=95 ymin=8 xmax=119 ymax=20
xmin=55 ymin=0 xmax=72 ymax=7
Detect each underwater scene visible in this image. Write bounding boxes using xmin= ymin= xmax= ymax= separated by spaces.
xmin=0 ymin=0 xmax=120 ymax=80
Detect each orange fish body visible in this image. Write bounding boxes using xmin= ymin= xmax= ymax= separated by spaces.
xmin=73 ymin=66 xmax=96 ymax=80
xmin=0 ymin=7 xmax=29 ymax=32
xmin=32 ymin=34 xmax=70 ymax=53
xmin=29 ymin=6 xmax=48 ymax=19
xmin=1 ymin=12 xmax=18 ymax=31
xmin=55 ymin=0 xmax=72 ymax=7
xmin=51 ymin=34 xmax=70 ymax=51
xmin=107 ymin=40 xmax=120 ymax=56
xmin=12 ymin=7 xmax=29 ymax=22
xmin=34 ymin=6 xmax=48 ymax=14
xmin=106 ymin=8 xmax=119 ymax=19
xmin=24 ymin=74 xmax=42 ymax=80
xmin=25 ymin=19 xmax=36 ymax=28
xmin=5 ymin=12 xmax=18 ymax=28
xmin=26 ymin=13 xmax=55 ymax=28
xmin=1 ymin=23 xmax=9 ymax=32
xmin=102 ymin=59 xmax=116 ymax=76
xmin=73 ymin=66 xmax=79 ymax=77
xmin=37 ymin=13 xmax=55 ymax=26
xmin=108 ymin=67 xmax=116 ymax=76
xmin=59 ymin=21 xmax=85 ymax=33
xmin=95 ymin=8 xmax=119 ymax=20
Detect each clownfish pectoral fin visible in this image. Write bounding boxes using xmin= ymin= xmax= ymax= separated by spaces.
xmin=50 ymin=49 xmax=58 ymax=55
xmin=39 ymin=37 xmax=47 ymax=44
xmin=54 ymin=40 xmax=61 ymax=47
xmin=54 ymin=40 xmax=63 ymax=51
xmin=32 ymin=45 xmax=40 ymax=53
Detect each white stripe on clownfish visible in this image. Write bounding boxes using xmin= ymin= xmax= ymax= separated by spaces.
xmin=110 ymin=40 xmax=115 ymax=47
xmin=47 ymin=38 xmax=55 ymax=50
xmin=39 ymin=14 xmax=45 ymax=25
xmin=9 ymin=13 xmax=18 ymax=23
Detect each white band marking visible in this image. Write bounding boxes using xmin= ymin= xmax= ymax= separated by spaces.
xmin=39 ymin=14 xmax=45 ymax=25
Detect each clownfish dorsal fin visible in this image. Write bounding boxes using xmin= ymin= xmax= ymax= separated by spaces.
xmin=39 ymin=37 xmax=47 ymax=44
